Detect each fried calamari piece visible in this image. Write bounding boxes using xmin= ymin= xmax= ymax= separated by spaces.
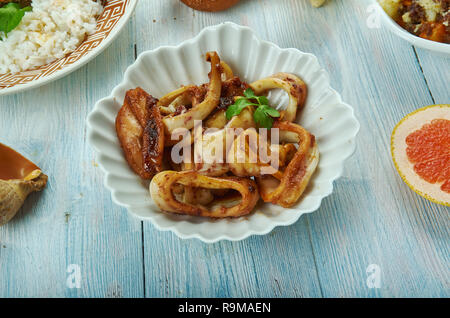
xmin=257 ymin=121 xmax=319 ymax=208
xmin=143 ymin=95 xmax=165 ymax=177
xmin=250 ymin=73 xmax=307 ymax=123
xmin=150 ymin=171 xmax=259 ymax=218
xmin=218 ymin=76 xmax=249 ymax=110
xmin=202 ymin=76 xmax=249 ymax=128
xmin=116 ymin=87 xmax=164 ymax=179
xmin=162 ymin=52 xmax=222 ymax=133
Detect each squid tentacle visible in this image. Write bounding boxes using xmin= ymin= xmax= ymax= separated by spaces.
xmin=162 ymin=52 xmax=222 ymax=134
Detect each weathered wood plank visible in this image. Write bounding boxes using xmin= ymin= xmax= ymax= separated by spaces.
xmin=0 ymin=18 xmax=144 ymax=297
xmin=136 ymin=0 xmax=323 ymax=298
xmin=143 ymin=224 xmax=322 ymax=298
xmin=301 ymin=0 xmax=449 ymax=297
xmin=138 ymin=0 xmax=448 ymax=297
xmin=414 ymin=48 xmax=450 ymax=104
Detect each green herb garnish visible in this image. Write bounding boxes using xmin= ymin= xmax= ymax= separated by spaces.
xmin=226 ymin=88 xmax=280 ymax=129
xmin=0 ymin=3 xmax=31 ymax=40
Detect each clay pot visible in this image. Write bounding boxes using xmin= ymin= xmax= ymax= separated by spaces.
xmin=180 ymin=0 xmax=240 ymax=12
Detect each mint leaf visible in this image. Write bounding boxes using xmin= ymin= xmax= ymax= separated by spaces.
xmin=260 ymin=104 xmax=280 ymax=118
xmin=225 ymin=97 xmax=258 ymax=120
xmin=254 ymin=106 xmax=274 ymax=129
xmin=0 ymin=3 xmax=31 ymax=40
xmin=226 ymin=88 xmax=280 ymax=129
xmin=243 ymin=88 xmax=256 ymax=99
xmin=257 ymin=95 xmax=269 ymax=106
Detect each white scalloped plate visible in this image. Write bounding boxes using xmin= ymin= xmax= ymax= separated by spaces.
xmin=87 ymin=22 xmax=360 ymax=243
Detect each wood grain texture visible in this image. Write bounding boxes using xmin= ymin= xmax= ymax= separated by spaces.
xmin=301 ymin=0 xmax=449 ymax=297
xmin=136 ymin=0 xmax=324 ymax=298
xmin=303 ymin=0 xmax=450 ymax=297
xmin=137 ymin=0 xmax=449 ymax=298
xmin=414 ymin=48 xmax=450 ymax=104
xmin=0 ymin=0 xmax=448 ymax=298
xmin=0 ymin=19 xmax=144 ymax=298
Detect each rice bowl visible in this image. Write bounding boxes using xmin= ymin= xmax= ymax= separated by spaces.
xmin=0 ymin=0 xmax=104 ymax=74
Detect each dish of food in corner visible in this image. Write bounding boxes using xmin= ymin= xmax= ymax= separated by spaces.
xmin=115 ymin=51 xmax=319 ymax=218
xmin=0 ymin=0 xmax=136 ymax=96
xmin=379 ymin=0 xmax=450 ymax=43
xmin=0 ymin=0 xmax=104 ymax=75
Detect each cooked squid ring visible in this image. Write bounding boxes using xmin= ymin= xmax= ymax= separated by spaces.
xmin=256 ymin=121 xmax=319 ymax=208
xmin=220 ymin=61 xmax=234 ymax=80
xmin=227 ymin=128 xmax=296 ymax=179
xmin=205 ymin=109 xmax=227 ymax=128
xmin=250 ymin=72 xmax=307 ymax=123
xmin=227 ymin=128 xmax=273 ymax=177
xmin=115 ymin=87 xmax=165 ymax=179
xmin=150 ymin=171 xmax=259 ymax=218
xmin=168 ymin=151 xmax=217 ymax=205
xmin=162 ymin=52 xmax=222 ymax=134
xmin=193 ymin=107 xmax=256 ymax=176
xmin=181 ymin=186 xmax=215 ymax=206
xmin=157 ymin=85 xmax=196 ymax=115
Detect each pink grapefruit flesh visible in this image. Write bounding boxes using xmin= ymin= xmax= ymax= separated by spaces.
xmin=391 ymin=105 xmax=450 ymax=206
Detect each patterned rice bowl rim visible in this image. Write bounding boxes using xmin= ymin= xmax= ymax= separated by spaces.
xmin=0 ymin=0 xmax=137 ymax=96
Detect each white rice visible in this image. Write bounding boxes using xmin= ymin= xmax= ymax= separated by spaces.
xmin=0 ymin=0 xmax=103 ymax=74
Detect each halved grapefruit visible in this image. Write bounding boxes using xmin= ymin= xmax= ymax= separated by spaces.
xmin=391 ymin=104 xmax=449 ymax=206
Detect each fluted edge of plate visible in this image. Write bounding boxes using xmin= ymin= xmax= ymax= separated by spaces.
xmin=87 ymin=22 xmax=360 ymax=243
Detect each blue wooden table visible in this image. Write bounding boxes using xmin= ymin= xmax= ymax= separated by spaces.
xmin=0 ymin=0 xmax=448 ymax=298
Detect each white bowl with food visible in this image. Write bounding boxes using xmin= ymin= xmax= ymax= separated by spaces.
xmin=376 ymin=0 xmax=450 ymax=54
xmin=0 ymin=0 xmax=137 ymax=96
xmin=87 ymin=22 xmax=360 ymax=242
